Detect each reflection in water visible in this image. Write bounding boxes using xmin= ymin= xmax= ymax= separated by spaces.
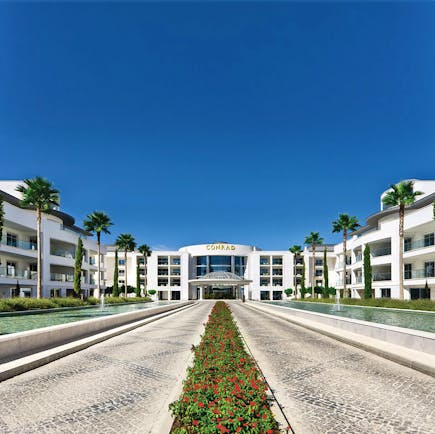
xmin=0 ymin=302 xmax=172 ymax=335
xmin=267 ymin=301 xmax=435 ymax=333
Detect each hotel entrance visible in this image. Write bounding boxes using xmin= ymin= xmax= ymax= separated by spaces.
xmin=204 ymin=286 xmax=236 ymax=299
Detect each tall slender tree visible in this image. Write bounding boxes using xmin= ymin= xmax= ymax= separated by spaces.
xmin=135 ymin=262 xmax=141 ymax=297
xmin=113 ymin=249 xmax=119 ymax=297
xmin=300 ymin=258 xmax=306 ymax=298
xmin=73 ymin=237 xmax=85 ymax=298
xmin=138 ymin=244 xmax=152 ymax=297
xmin=323 ymin=247 xmax=329 ymax=297
xmin=83 ymin=211 xmax=113 ymax=299
xmin=116 ymin=233 xmax=136 ymax=297
xmin=382 ymin=181 xmax=423 ymax=300
xmin=16 ymin=177 xmax=60 ymax=299
xmin=332 ymin=214 xmax=360 ymax=299
xmin=289 ymin=245 xmax=302 ymax=298
xmin=363 ymin=244 xmax=372 ymax=299
xmin=304 ymin=232 xmax=323 ymax=297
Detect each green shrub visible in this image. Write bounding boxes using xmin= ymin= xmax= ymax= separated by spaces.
xmin=148 ymin=289 xmax=157 ymax=295
xmin=284 ymin=288 xmax=293 ymax=296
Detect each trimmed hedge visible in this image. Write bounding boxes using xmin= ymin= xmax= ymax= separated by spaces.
xmin=0 ymin=296 xmax=152 ymax=312
xmin=170 ymin=301 xmax=280 ymax=433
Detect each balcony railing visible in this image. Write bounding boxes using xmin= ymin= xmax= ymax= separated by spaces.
xmin=0 ymin=267 xmax=37 ymax=279
xmin=405 ymin=269 xmax=435 ymax=279
xmin=373 ymin=272 xmax=391 ymax=281
xmin=371 ymin=247 xmax=391 ymax=257
xmin=1 ymin=237 xmax=37 ymax=251
xmin=404 ymin=237 xmax=434 ymax=252
xmin=51 ymin=248 xmax=75 ymax=259
xmin=89 ymin=257 xmax=97 ymax=266
xmin=354 ymin=254 xmax=362 ymax=263
xmin=355 ymin=276 xmax=362 ymax=284
xmin=50 ymin=273 xmax=74 ymax=282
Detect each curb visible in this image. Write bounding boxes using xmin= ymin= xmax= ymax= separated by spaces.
xmin=0 ymin=302 xmax=197 ymax=382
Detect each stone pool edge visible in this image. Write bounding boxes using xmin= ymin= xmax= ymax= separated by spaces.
xmin=246 ymin=301 xmax=435 ymax=378
xmin=0 ymin=302 xmax=194 ymax=368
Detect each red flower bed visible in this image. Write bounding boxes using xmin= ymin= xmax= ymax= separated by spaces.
xmin=170 ymin=301 xmax=279 ymax=433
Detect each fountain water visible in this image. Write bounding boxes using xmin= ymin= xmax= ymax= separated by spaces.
xmin=100 ymin=294 xmax=105 ymax=310
xmin=334 ymin=290 xmax=342 ymax=311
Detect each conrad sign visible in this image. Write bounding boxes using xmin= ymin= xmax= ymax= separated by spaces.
xmin=206 ymin=243 xmax=236 ymax=251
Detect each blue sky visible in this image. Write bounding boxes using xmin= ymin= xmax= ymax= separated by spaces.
xmin=1 ymin=2 xmax=434 ymax=250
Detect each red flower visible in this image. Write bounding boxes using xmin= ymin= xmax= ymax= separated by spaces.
xmin=192 ymin=420 xmax=199 ymax=426
xmin=198 ymin=402 xmax=204 ymax=408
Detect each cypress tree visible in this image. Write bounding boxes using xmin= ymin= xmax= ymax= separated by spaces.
xmin=363 ymin=244 xmax=372 ymax=299
xmin=0 ymin=194 xmax=4 ymax=243
xmin=135 ymin=261 xmax=141 ymax=297
xmin=73 ymin=237 xmax=84 ymax=297
xmin=113 ymin=249 xmax=119 ymax=297
xmin=323 ymin=247 xmax=329 ymax=297
xmin=300 ymin=258 xmax=306 ymax=298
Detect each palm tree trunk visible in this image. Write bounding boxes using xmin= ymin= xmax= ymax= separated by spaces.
xmin=124 ymin=250 xmax=128 ymax=298
xmin=97 ymin=232 xmax=101 ymax=299
xmin=36 ymin=208 xmax=42 ymax=299
xmin=144 ymin=254 xmax=147 ymax=297
xmin=399 ymin=205 xmax=405 ymax=300
xmin=343 ymin=229 xmax=347 ymax=298
xmin=311 ymin=245 xmax=315 ymax=298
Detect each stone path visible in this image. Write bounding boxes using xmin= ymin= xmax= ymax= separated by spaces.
xmin=0 ymin=302 xmax=212 ymax=434
xmin=229 ymin=302 xmax=435 ymax=434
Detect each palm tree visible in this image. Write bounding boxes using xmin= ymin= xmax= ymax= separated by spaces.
xmin=304 ymin=232 xmax=323 ymax=298
xmin=332 ymin=214 xmax=360 ymax=299
xmin=116 ymin=233 xmax=136 ymax=297
xmin=138 ymin=244 xmax=152 ymax=297
xmin=16 ymin=177 xmax=60 ymax=299
xmin=382 ymin=181 xmax=423 ymax=300
xmin=289 ymin=245 xmax=302 ymax=298
xmin=83 ymin=211 xmax=113 ymax=299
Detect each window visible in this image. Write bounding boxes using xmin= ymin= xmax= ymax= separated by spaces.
xmin=158 ymin=268 xmax=169 ymax=276
xmin=260 ymin=267 xmax=269 ymax=276
xmin=316 ymin=280 xmax=323 ymax=286
xmin=158 ymin=256 xmax=169 ymax=265
xmin=119 ymin=279 xmax=125 ymax=284
xmin=424 ymin=233 xmax=434 ymax=247
xmin=404 ymin=263 xmax=412 ymax=279
xmin=272 ymin=291 xmax=282 ymax=300
xmin=272 ymin=278 xmax=282 ymax=286
xmin=171 ymin=291 xmax=181 ymax=300
xmin=260 ymin=278 xmax=269 ymax=286
xmin=171 ymin=268 xmax=181 ymax=275
xmin=171 ymin=278 xmax=181 ymax=286
xmin=171 ymin=257 xmax=181 ymax=265
xmin=260 ymin=256 xmax=270 ymax=266
xmin=119 ymin=269 xmax=125 ymax=275
xmin=260 ymin=291 xmax=270 ymax=300
xmin=7 ymin=261 xmax=16 ymax=276
xmin=272 ymin=268 xmax=282 ymax=276
xmin=315 ymin=259 xmax=323 ymax=266
xmin=158 ymin=278 xmax=168 ymax=286
xmin=6 ymin=233 xmax=17 ymax=247
xmin=118 ymin=259 xmax=125 ymax=265
xmin=425 ymin=262 xmax=434 ymax=278
xmin=404 ymin=238 xmax=412 ymax=252
xmin=315 ymin=269 xmax=323 ymax=276
xmin=381 ymin=288 xmax=391 ymax=298
xmin=272 ymin=257 xmax=283 ymax=265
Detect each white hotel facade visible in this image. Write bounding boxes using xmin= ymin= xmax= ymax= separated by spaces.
xmin=0 ymin=181 xmax=103 ymax=299
xmin=0 ymin=179 xmax=434 ymax=301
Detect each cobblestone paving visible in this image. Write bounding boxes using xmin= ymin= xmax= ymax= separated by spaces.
xmin=0 ymin=302 xmax=213 ymax=434
xmin=229 ymin=302 xmax=435 ymax=434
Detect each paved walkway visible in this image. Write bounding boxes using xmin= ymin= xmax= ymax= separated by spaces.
xmin=229 ymin=302 xmax=435 ymax=434
xmin=0 ymin=302 xmax=212 ymax=434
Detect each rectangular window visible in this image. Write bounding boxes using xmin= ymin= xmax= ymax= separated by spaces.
xmin=424 ymin=233 xmax=434 ymax=247
xmin=404 ymin=238 xmax=412 ymax=252
xmin=158 ymin=268 xmax=169 ymax=276
xmin=315 ymin=259 xmax=323 ymax=266
xmin=272 ymin=268 xmax=282 ymax=276
xmin=260 ymin=256 xmax=270 ymax=266
xmin=272 ymin=278 xmax=282 ymax=286
xmin=272 ymin=291 xmax=282 ymax=300
xmin=171 ymin=278 xmax=181 ymax=287
xmin=260 ymin=278 xmax=269 ymax=286
xmin=118 ymin=259 xmax=125 ymax=265
xmin=158 ymin=256 xmax=169 ymax=265
xmin=7 ymin=261 xmax=16 ymax=276
xmin=315 ymin=269 xmax=323 ymax=276
xmin=381 ymin=288 xmax=391 ymax=298
xmin=260 ymin=291 xmax=270 ymax=300
xmin=119 ymin=269 xmax=125 ymax=275
xmin=404 ymin=263 xmax=412 ymax=279
xmin=425 ymin=262 xmax=434 ymax=278
xmin=6 ymin=233 xmax=17 ymax=247
xmin=272 ymin=257 xmax=283 ymax=265
xmin=171 ymin=257 xmax=181 ymax=265
xmin=158 ymin=278 xmax=168 ymax=286
xmin=260 ymin=267 xmax=269 ymax=276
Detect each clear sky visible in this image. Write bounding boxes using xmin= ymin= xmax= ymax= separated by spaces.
xmin=1 ymin=2 xmax=434 ymax=251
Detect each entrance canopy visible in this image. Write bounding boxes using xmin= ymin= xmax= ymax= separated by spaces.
xmin=189 ymin=271 xmax=252 ymax=287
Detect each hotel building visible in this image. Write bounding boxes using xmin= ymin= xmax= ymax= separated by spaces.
xmin=106 ymin=179 xmax=434 ymax=302
xmin=0 ymin=181 xmax=104 ymax=298
xmin=1 ymin=179 xmax=433 ymax=301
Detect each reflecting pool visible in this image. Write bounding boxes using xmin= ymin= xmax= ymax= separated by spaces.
xmin=0 ymin=301 xmax=173 ymax=335
xmin=265 ymin=301 xmax=435 ymax=333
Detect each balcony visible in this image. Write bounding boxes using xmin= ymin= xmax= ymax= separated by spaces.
xmin=405 ymin=269 xmax=435 ymax=279
xmin=50 ymin=273 xmax=74 ymax=282
xmin=373 ymin=272 xmax=391 ymax=281
xmin=51 ymin=247 xmax=75 ymax=259
xmin=354 ymin=254 xmax=362 ymax=263
xmin=371 ymin=247 xmax=391 ymax=257
xmin=1 ymin=237 xmax=37 ymax=251
xmin=404 ymin=236 xmax=434 ymax=252
xmin=0 ymin=267 xmax=37 ymax=280
xmin=355 ymin=276 xmax=362 ymax=284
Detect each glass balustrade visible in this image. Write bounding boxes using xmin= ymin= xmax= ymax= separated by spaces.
xmin=373 ymin=272 xmax=391 ymax=281
xmin=371 ymin=247 xmax=391 ymax=257
xmin=404 ymin=237 xmax=435 ymax=252
xmin=50 ymin=273 xmax=74 ymax=282
xmin=0 ymin=267 xmax=37 ymax=279
xmin=50 ymin=248 xmax=75 ymax=259
xmin=404 ymin=268 xmax=435 ymax=279
xmin=1 ymin=237 xmax=37 ymax=250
